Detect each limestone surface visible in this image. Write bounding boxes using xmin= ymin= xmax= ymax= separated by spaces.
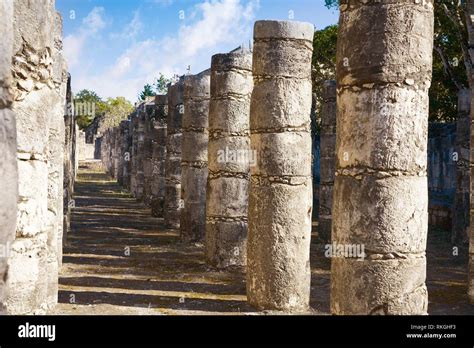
xmin=206 ymin=50 xmax=253 ymax=268
xmin=0 ymin=0 xmax=18 ymax=314
xmin=164 ymin=77 xmax=185 ymax=229
xmin=181 ymin=70 xmax=211 ymax=242
xmin=247 ymin=20 xmax=314 ymax=312
xmin=331 ymin=0 xmax=434 ymax=315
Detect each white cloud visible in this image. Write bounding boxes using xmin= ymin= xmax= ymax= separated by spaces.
xmin=64 ymin=7 xmax=106 ymax=68
xmin=82 ymin=7 xmax=106 ymax=33
xmin=111 ymin=10 xmax=142 ymax=40
xmin=71 ymin=0 xmax=259 ymax=102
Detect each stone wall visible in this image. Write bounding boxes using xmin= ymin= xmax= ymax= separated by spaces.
xmin=452 ymin=89 xmax=470 ymax=243
xmin=78 ymin=130 xmax=95 ymax=160
xmin=427 ymin=123 xmax=457 ymax=231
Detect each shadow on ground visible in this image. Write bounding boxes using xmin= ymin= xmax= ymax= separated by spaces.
xmin=54 ymin=160 xmax=474 ymax=315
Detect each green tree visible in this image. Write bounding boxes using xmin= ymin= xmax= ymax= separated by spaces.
xmin=101 ymin=96 xmax=134 ymax=129
xmin=323 ymin=0 xmax=473 ymax=123
xmin=312 ymin=24 xmax=337 ymax=133
xmin=430 ymin=1 xmax=470 ymax=122
xmin=139 ymin=83 xmax=155 ymax=101
xmin=74 ymin=89 xmax=107 ymax=129
xmin=154 ymin=73 xmax=173 ymax=94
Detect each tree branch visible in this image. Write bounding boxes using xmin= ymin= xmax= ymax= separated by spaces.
xmin=442 ymin=3 xmax=472 ymax=83
xmin=434 ymin=44 xmax=465 ymax=90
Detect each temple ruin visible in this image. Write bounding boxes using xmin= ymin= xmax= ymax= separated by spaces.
xmin=1 ymin=0 xmax=474 ymax=316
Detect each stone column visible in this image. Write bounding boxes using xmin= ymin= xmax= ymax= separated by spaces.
xmin=122 ymin=120 xmax=131 ymax=190
xmin=109 ymin=128 xmax=117 ymax=177
xmin=206 ymin=51 xmax=252 ymax=268
xmin=151 ymin=95 xmax=168 ymax=217
xmin=143 ymin=97 xmax=156 ymax=205
xmin=247 ymin=20 xmax=314 ymax=311
xmin=0 ymin=0 xmax=18 ymax=314
xmin=7 ymin=0 xmax=66 ymax=314
xmin=164 ymin=77 xmax=184 ymax=229
xmin=181 ymin=70 xmax=211 ymax=242
xmin=47 ymin=11 xmax=68 ymax=275
xmin=113 ymin=126 xmax=121 ymax=179
xmin=318 ymin=80 xmax=336 ymax=243
xmin=331 ymin=0 xmax=433 ymax=315
xmin=63 ymin=74 xmax=75 ymax=246
xmin=452 ymin=89 xmax=470 ymax=244
xmin=130 ymin=113 xmax=139 ymax=197
xmin=116 ymin=121 xmax=125 ymax=185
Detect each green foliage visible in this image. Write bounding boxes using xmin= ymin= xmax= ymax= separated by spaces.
xmin=138 ymin=73 xmax=173 ymax=102
xmin=101 ymin=96 xmax=134 ymax=129
xmin=430 ymin=1 xmax=469 ymax=122
xmin=311 ymin=25 xmax=338 ymax=134
xmin=74 ymin=89 xmax=134 ymax=130
xmin=324 ymin=0 xmax=338 ymax=9
xmin=74 ymin=89 xmax=107 ymax=130
xmin=154 ymin=73 xmax=173 ymax=95
xmin=322 ymin=0 xmax=470 ymax=123
xmin=75 ymin=89 xmax=101 ymax=101
xmin=139 ymin=84 xmax=155 ymax=101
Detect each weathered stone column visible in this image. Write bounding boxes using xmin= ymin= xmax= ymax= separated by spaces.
xmin=331 ymin=0 xmax=433 ymax=315
xmin=151 ymin=95 xmax=168 ymax=217
xmin=135 ymin=106 xmax=146 ymax=200
xmin=181 ymin=70 xmax=210 ymax=242
xmin=109 ymin=128 xmax=117 ymax=177
xmin=143 ymin=97 xmax=156 ymax=205
xmin=116 ymin=121 xmax=125 ymax=185
xmin=130 ymin=112 xmax=139 ymax=197
xmin=452 ymin=89 xmax=470 ymax=244
xmin=164 ymin=77 xmax=184 ymax=229
xmin=0 ymin=0 xmax=18 ymax=314
xmin=122 ymin=120 xmax=131 ymax=189
xmin=206 ymin=51 xmax=252 ymax=268
xmin=47 ymin=11 xmax=68 ymax=274
xmin=7 ymin=0 xmax=67 ymax=314
xmin=247 ymin=20 xmax=314 ymax=311
xmin=318 ymin=80 xmax=336 ymax=243
xmin=113 ymin=126 xmax=121 ymax=179
xmin=63 ymin=74 xmax=75 ymax=246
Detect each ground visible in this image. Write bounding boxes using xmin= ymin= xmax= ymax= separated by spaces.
xmin=53 ymin=160 xmax=474 ymax=315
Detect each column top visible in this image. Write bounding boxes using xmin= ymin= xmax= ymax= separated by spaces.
xmin=254 ymin=20 xmax=314 ymax=41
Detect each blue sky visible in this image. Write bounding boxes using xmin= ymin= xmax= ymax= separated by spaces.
xmin=56 ymin=0 xmax=339 ymax=102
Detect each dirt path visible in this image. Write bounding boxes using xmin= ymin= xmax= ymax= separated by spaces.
xmin=54 ymin=161 xmax=474 ymax=315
